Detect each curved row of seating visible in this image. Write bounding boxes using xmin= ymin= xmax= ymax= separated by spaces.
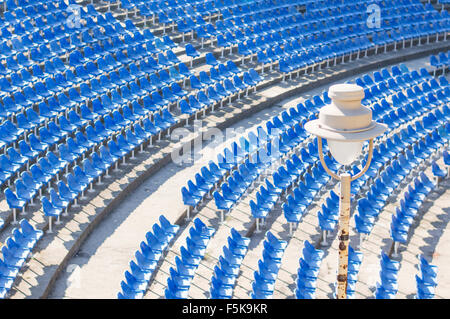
xmin=0 ymin=3 xmax=186 ymax=209
xmin=250 ymin=231 xmax=287 ymax=299
xmin=415 ymin=255 xmax=438 ymax=299
xmin=181 ymin=60 xmax=263 ymax=116
xmin=0 ymin=219 xmax=43 ymax=299
xmin=215 ymin=126 xmax=319 ymax=229
xmin=183 ymin=106 xmax=313 ymax=219
xmin=294 ymin=240 xmax=324 ymax=299
xmin=390 ymin=174 xmax=438 ymax=255
xmin=2 ymin=2 xmax=266 ymax=235
xmin=209 ymin=228 xmax=250 ymax=299
xmin=109 ymin=0 xmax=450 ymax=86
xmin=374 ymin=252 xmax=400 ymax=299
xmin=205 ymin=61 xmax=441 ymax=236
xmin=219 ymin=1 xmax=448 ymax=74
xmin=164 ymin=218 xmax=215 ymax=299
xmin=195 ymin=90 xmax=336 ymax=230
xmin=130 ymin=0 xmax=303 ymax=33
xmin=317 ymin=190 xmax=340 ymax=245
xmin=354 ymin=123 xmax=447 ymax=241
xmin=118 ymin=215 xmax=179 ymax=299
xmin=5 ymin=104 xmax=176 ymax=230
xmin=430 ymin=51 xmax=450 ymax=75
xmin=254 ymin=141 xmax=334 ymax=233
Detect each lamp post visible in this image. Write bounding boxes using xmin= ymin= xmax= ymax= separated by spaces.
xmin=304 ymin=84 xmax=387 ymax=299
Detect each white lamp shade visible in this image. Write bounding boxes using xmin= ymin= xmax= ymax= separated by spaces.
xmin=328 ymin=140 xmax=364 ymax=165
xmin=304 ymin=84 xmax=387 ymax=143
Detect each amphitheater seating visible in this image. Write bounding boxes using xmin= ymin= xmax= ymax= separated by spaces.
xmin=348 ymin=65 xmax=449 ymax=244
xmin=0 ymin=0 xmax=448 ymax=300
xmin=375 ymin=252 xmax=400 ymax=299
xmin=182 ymin=62 xmax=450 ymax=239
xmin=1 ymin=0 xmax=268 ymax=243
xmin=431 ymin=51 xmax=450 ymax=72
xmin=390 ymin=175 xmax=437 ymax=254
xmin=416 ymin=255 xmax=438 ymax=299
xmin=0 ymin=219 xmax=42 ymax=299
xmin=250 ymin=231 xmax=287 ymax=299
xmin=317 ymin=190 xmax=340 ymax=245
xmin=118 ymin=215 xmax=179 ymax=299
xmin=164 ymin=218 xmax=214 ymax=299
xmin=209 ymin=228 xmax=250 ymax=298
xmin=295 ymin=240 xmax=324 ymax=299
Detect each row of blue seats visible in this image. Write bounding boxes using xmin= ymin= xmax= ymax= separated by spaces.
xmin=416 ymin=255 xmax=438 ymax=299
xmin=1 ymin=14 xmax=195 ymax=208
xmin=165 ymin=218 xmax=215 ymax=299
xmin=251 ymin=231 xmax=287 ymax=299
xmin=375 ymin=252 xmax=400 ymax=299
xmin=281 ymin=149 xmax=337 ymax=235
xmin=0 ymin=44 xmax=181 ymax=126
xmin=183 ymin=109 xmax=300 ymax=217
xmin=206 ymin=99 xmax=319 ymax=223
xmin=5 ymin=107 xmax=176 ymax=225
xmin=307 ymin=0 xmax=419 ymax=12
xmin=278 ymin=35 xmax=373 ymax=81
xmin=390 ymin=174 xmax=438 ymax=253
xmin=37 ymin=115 xmax=178 ymax=226
xmin=128 ymin=0 xmax=444 ymax=72
xmin=360 ymin=75 xmax=448 ymax=111
xmin=179 ymin=3 xmax=298 ymax=43
xmin=0 ymin=8 xmax=143 ymax=61
xmin=358 ymin=66 xmax=434 ymax=96
xmin=295 ymin=240 xmax=324 ymax=299
xmin=182 ymin=139 xmax=254 ymax=217
xmin=118 ymin=215 xmax=179 ymax=299
xmin=0 ymin=49 xmax=181 ymax=103
xmin=362 ymin=71 xmax=436 ymax=100
xmin=136 ymin=0 xmax=301 ymax=24
xmin=317 ymin=190 xmax=340 ymax=244
xmin=430 ymin=51 xmax=450 ymax=76
xmin=2 ymin=0 xmax=72 ymax=26
xmin=1 ymin=2 xmax=160 ymax=49
xmin=194 ymin=1 xmax=448 ymax=68
xmin=0 ymin=12 xmax=177 ymax=96
xmin=0 ymin=96 xmax=174 ymax=178
xmin=371 ymin=87 xmax=450 ymax=124
xmin=355 ymin=127 xmax=445 ymax=238
xmin=181 ymin=67 xmax=262 ymax=120
xmin=68 ymin=39 xmax=178 ymax=69
xmin=213 ymin=123 xmax=311 ymax=218
xmin=0 ymin=219 xmax=43 ymax=299
xmin=214 ymin=157 xmax=267 ymax=223
xmin=358 ymin=111 xmax=447 ymax=188
xmin=209 ymin=228 xmax=250 ymax=298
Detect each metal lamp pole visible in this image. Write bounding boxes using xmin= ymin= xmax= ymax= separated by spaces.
xmin=317 ymin=137 xmax=374 ymax=299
